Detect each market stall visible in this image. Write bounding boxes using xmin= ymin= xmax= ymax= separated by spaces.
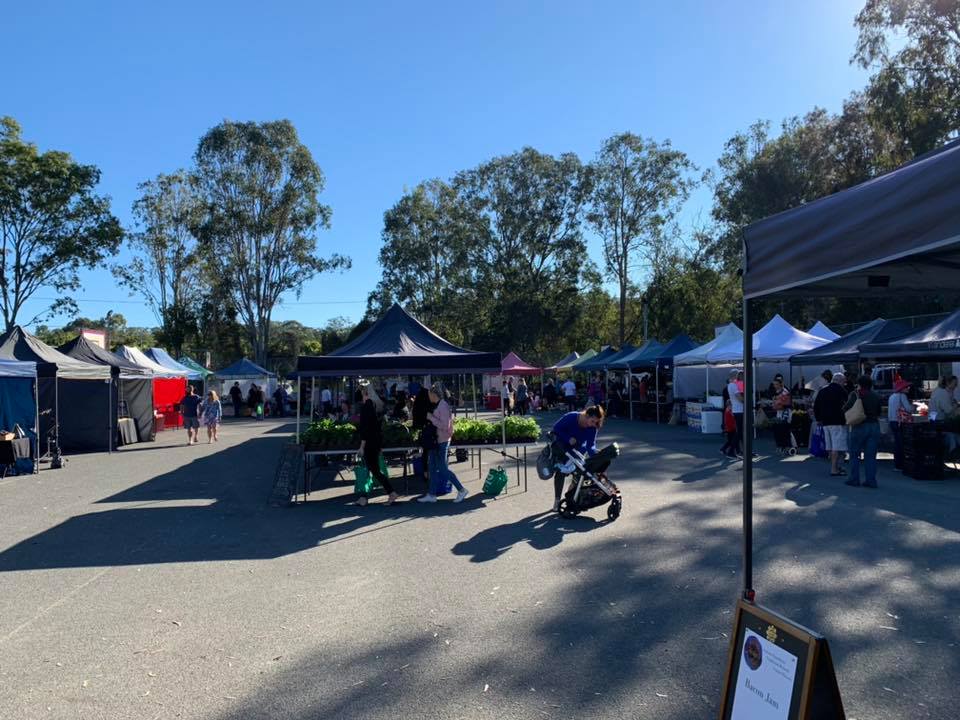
xmin=294 ymin=303 xmax=507 ymax=501
xmin=0 ymin=326 xmax=113 ymax=453
xmin=116 ymin=346 xmax=189 ymax=430
xmin=0 ymin=359 xmax=38 ymax=474
xmin=59 ymin=334 xmax=155 ymax=444
xmin=213 ymin=358 xmax=278 ymax=413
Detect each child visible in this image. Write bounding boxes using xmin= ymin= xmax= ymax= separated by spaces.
xmin=720 ymin=400 xmax=738 ymax=458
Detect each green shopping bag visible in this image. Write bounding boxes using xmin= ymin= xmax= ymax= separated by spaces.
xmin=353 ymin=454 xmax=389 ymax=495
xmin=483 ymin=466 xmax=508 ymax=496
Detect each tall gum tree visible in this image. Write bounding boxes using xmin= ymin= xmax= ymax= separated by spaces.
xmin=0 ymin=117 xmax=122 ymax=331
xmin=193 ymin=120 xmax=349 ymax=366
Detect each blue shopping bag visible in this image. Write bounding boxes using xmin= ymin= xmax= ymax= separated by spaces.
xmin=810 ymin=425 xmax=827 ymax=458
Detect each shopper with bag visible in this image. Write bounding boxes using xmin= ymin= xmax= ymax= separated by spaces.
xmin=843 ymin=375 xmax=882 ymax=488
xmin=417 ymin=382 xmax=468 ymax=504
xmin=888 ymin=378 xmax=914 ymax=470
xmin=356 ymin=384 xmax=398 ymax=507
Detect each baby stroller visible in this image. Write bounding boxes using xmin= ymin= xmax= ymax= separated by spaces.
xmin=557 ymin=443 xmax=623 ymax=521
xmin=770 ymin=408 xmax=798 ymax=456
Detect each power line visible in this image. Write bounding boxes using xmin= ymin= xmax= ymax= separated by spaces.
xmin=28 ymin=296 xmax=366 ymax=306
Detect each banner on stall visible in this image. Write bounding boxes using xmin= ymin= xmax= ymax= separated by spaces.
xmin=718 ymin=600 xmax=844 ymax=720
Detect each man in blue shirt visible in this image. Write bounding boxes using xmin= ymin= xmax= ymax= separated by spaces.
xmin=179 ymin=385 xmax=203 ymax=445
xmin=550 ymin=406 xmax=604 ymax=511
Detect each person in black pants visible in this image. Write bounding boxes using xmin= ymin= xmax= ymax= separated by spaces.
xmin=356 ymin=384 xmax=398 ymax=507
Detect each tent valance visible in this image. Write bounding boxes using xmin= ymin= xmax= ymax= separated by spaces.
xmin=0 ymin=359 xmax=37 ymax=378
xmin=296 ymin=303 xmax=500 ymax=377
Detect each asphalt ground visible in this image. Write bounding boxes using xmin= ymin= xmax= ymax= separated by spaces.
xmin=0 ymin=413 xmax=957 ymax=720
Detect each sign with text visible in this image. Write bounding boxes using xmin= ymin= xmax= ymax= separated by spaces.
xmin=718 ymin=600 xmax=844 ymax=720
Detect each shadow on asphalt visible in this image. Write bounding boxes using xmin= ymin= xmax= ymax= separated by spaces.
xmin=452 ymin=512 xmax=605 ymax=562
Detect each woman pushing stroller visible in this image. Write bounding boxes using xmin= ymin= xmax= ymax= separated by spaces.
xmin=549 ymin=406 xmax=605 ymax=512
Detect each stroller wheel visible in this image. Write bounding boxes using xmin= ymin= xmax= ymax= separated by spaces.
xmin=558 ymin=499 xmax=577 ymax=518
xmin=788 ymin=447 xmax=798 ymax=456
xmin=607 ymin=497 xmax=622 ymax=521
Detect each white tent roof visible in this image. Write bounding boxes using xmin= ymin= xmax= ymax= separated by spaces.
xmin=807 ymin=321 xmax=840 ymax=341
xmin=116 ymin=346 xmax=189 ymax=378
xmin=708 ymin=315 xmax=829 ymax=363
xmin=674 ymin=324 xmax=743 ymax=366
xmin=0 ymin=359 xmax=36 ymax=378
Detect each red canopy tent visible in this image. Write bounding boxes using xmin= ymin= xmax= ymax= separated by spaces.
xmin=500 ymin=351 xmax=542 ymax=375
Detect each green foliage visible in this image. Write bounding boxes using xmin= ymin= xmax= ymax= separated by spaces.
xmin=192 ymin=119 xmax=350 ymax=365
xmin=500 ymin=416 xmax=542 ymax=442
xmin=451 ymin=417 xmax=540 ymax=444
xmin=587 ymin=133 xmax=697 ymax=344
xmin=381 ymin=419 xmax=412 ymax=448
xmin=0 ymin=117 xmax=123 ymax=331
xmin=299 ymin=419 xmax=358 ymax=449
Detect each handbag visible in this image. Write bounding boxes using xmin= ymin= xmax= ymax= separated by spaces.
xmin=845 ymin=397 xmax=866 ymax=426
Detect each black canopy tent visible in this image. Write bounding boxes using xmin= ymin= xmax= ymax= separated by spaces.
xmin=295 ymin=303 xmax=501 ymax=438
xmin=58 ymin=335 xmax=155 ymax=442
xmin=739 ymin=138 xmax=960 ymax=600
xmin=859 ymin=308 xmax=960 ymax=361
xmin=791 ymin=318 xmax=913 ymax=366
xmin=0 ymin=326 xmax=113 ymax=453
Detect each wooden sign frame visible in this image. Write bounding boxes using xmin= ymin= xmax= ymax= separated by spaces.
xmin=718 ymin=599 xmax=844 ymax=720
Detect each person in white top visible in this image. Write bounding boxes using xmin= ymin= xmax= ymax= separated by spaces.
xmin=929 ymin=375 xmax=959 ymax=454
xmin=887 ymin=378 xmax=914 ymax=470
xmin=726 ymin=369 xmax=745 ymax=457
xmin=561 ymin=378 xmax=577 ymax=412
xmin=320 ymin=387 xmax=332 ymax=416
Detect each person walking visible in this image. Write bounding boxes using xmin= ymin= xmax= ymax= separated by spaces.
xmin=179 ymin=385 xmax=202 ymax=445
xmin=543 ymin=378 xmax=557 ymax=411
xmin=501 ymin=380 xmax=512 ymax=416
xmin=356 ymin=384 xmax=398 ymax=507
xmin=720 ymin=400 xmax=738 ymax=458
xmin=200 ymin=390 xmax=222 ymax=443
xmin=844 ymin=375 xmax=883 ymax=488
xmin=411 ymin=387 xmax=433 ymax=484
xmin=561 ymin=377 xmax=577 ymax=412
xmin=814 ymin=372 xmax=849 ymax=476
xmin=321 ymin=386 xmax=333 ymax=417
xmin=887 ymin=378 xmax=914 ymax=470
xmin=549 ymin=406 xmax=604 ymax=512
xmin=418 ymin=382 xmax=468 ymax=504
xmin=229 ymin=382 xmax=243 ymax=418
xmin=516 ymin=378 xmax=529 ymax=416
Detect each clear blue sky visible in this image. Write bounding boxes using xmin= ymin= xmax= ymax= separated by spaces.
xmin=7 ymin=0 xmax=870 ymax=330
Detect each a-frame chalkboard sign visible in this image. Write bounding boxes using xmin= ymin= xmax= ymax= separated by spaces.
xmin=718 ymin=600 xmax=845 ymax=720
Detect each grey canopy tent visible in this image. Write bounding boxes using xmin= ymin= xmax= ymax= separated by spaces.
xmin=0 ymin=326 xmax=113 ymax=453
xmin=738 ymin=138 xmax=960 ymax=601
xmin=58 ymin=334 xmax=155 ymax=443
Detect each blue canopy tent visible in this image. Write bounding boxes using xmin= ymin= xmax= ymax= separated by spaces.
xmin=647 ymin=335 xmax=699 ymax=423
xmin=213 ymin=358 xmax=278 ymax=413
xmin=146 ymin=348 xmax=206 ymax=383
xmin=0 ymin=359 xmax=38 ymax=474
xmin=571 ymin=346 xmax=620 ymax=373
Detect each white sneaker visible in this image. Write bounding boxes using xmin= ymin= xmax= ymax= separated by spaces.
xmin=454 ymin=489 xmax=469 ymax=503
xmin=556 ymin=460 xmax=575 ymax=474
xmin=551 ymin=499 xmax=560 ymax=512
xmin=417 ymin=494 xmax=437 ymax=503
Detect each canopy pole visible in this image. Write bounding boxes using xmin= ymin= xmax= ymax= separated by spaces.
xmin=108 ymin=377 xmax=113 ymax=454
xmin=34 ymin=376 xmax=39 ymax=474
xmin=655 ymin=360 xmax=660 ymax=425
xmin=742 ymin=296 xmax=755 ymax=601
xmin=471 ymin=374 xmax=478 ymax=419
xmin=296 ymin=376 xmax=302 ymax=442
xmin=311 ymin=377 xmax=316 ymax=422
xmin=628 ymin=369 xmax=633 ymax=420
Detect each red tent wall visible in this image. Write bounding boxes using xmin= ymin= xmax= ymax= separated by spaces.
xmin=153 ymin=377 xmax=186 ymax=429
